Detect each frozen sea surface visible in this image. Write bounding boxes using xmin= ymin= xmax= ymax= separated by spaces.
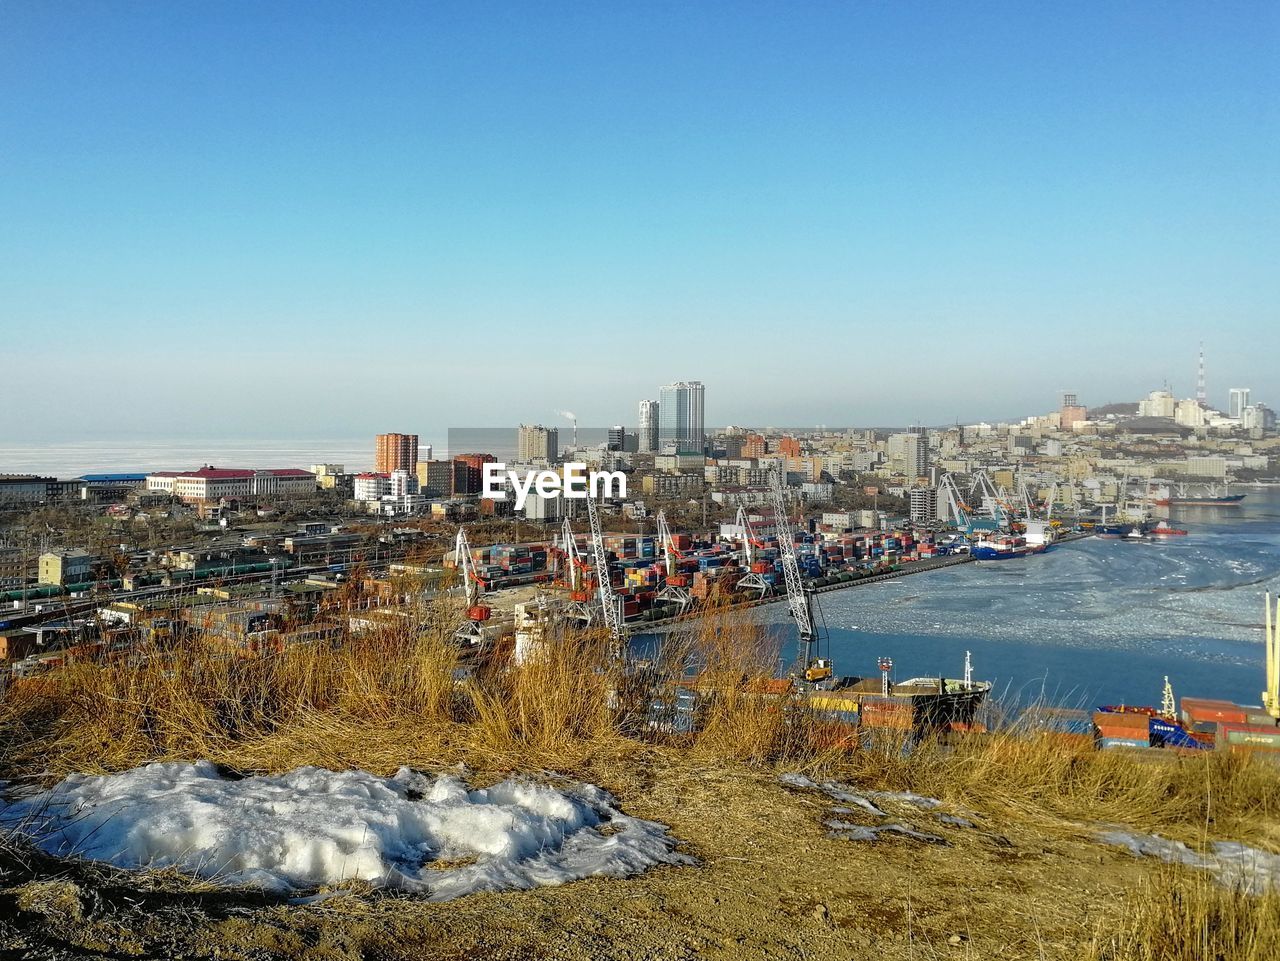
xmin=754 ymin=489 xmax=1280 ymax=708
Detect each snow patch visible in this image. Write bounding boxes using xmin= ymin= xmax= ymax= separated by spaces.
xmin=0 ymin=761 xmax=692 ymax=899
xmin=1098 ymin=829 xmax=1280 ymax=894
xmin=825 ymin=820 xmax=947 ymax=845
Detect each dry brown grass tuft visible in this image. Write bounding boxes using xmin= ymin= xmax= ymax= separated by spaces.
xmin=1 ymin=601 xmax=1277 ymax=846
xmin=831 ymin=725 xmax=1280 ymax=840
xmin=1087 ymin=868 xmax=1280 ymax=961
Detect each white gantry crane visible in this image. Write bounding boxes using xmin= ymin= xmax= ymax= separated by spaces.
xmin=452 ymin=526 xmax=490 ymax=646
xmin=770 ymin=469 xmax=814 ymax=645
xmin=585 ymin=493 xmax=626 ymax=659
xmin=654 ymin=510 xmax=692 ymax=609
xmin=558 ymin=516 xmax=596 ymax=624
xmin=938 ymin=472 xmax=973 ymax=532
xmin=734 ymin=506 xmax=771 ymax=598
xmin=968 ymin=469 xmax=1011 ymax=528
xmin=1264 ymin=593 xmax=1280 ymax=722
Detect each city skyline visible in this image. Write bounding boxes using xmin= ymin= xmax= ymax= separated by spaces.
xmin=3 ymin=3 xmax=1277 ymax=439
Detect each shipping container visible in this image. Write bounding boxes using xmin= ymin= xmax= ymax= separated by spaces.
xmin=1216 ymin=722 xmax=1280 ymax=751
xmin=1097 ymin=737 xmax=1149 ymax=750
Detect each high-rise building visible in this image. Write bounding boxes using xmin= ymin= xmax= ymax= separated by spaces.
xmin=452 ymin=454 xmax=496 ymax=496
xmin=742 ymin=433 xmax=768 ymax=458
xmin=909 ymin=487 xmax=938 ymax=523
xmin=1228 ymin=388 xmax=1251 ymax=420
xmin=607 ymin=426 xmax=625 ymax=451
xmin=517 ymin=424 xmax=558 ymax=463
xmin=777 ymin=436 xmax=801 ymax=458
xmin=638 ymin=400 xmax=659 ymax=453
xmin=904 ymin=430 xmax=929 ymax=481
xmin=375 ymin=433 xmax=418 ymax=474
xmin=657 ymin=381 xmax=705 ymax=454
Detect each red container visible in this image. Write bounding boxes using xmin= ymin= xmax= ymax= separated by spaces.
xmin=1183 ymin=703 xmax=1248 ymax=726
xmin=1092 ymin=711 xmax=1150 ymax=732
xmin=667 ymin=575 xmax=689 ymax=587
xmin=467 ymin=605 xmax=491 ymax=622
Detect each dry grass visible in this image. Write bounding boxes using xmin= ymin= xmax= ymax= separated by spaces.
xmin=1087 ymin=868 xmax=1280 ymax=961
xmin=832 ymin=724 xmax=1280 ymax=841
xmin=0 ymin=600 xmax=1277 ymax=846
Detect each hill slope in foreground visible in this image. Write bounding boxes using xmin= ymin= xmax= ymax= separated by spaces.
xmin=3 ymin=749 xmax=1279 ymax=961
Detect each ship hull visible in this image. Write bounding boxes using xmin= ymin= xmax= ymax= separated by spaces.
xmin=971 ymin=544 xmax=1049 ymax=560
xmin=1152 ymin=494 xmax=1245 ymax=507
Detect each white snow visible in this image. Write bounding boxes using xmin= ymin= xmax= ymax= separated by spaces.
xmin=0 ymin=761 xmax=692 ymax=899
xmin=1098 ymin=829 xmax=1280 ymax=894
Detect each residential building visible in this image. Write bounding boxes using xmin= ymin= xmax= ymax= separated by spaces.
xmin=657 ymin=381 xmax=706 ymax=454
xmin=1242 ymin=404 xmax=1276 ymax=432
xmin=416 ymin=460 xmax=456 ymax=498
xmin=1185 ymin=456 xmax=1229 ymax=479
xmin=641 ymin=473 xmax=706 ymax=498
xmin=0 ymin=547 xmax=25 ymax=588
xmin=909 ymin=487 xmax=939 ymax=524
xmin=1228 ymin=388 xmax=1251 ymax=420
xmin=0 ymin=474 xmax=67 ymax=504
xmin=38 ymin=548 xmax=100 ymax=587
xmin=453 ymin=454 xmax=496 ymax=496
xmin=607 ymin=426 xmax=625 ymax=451
xmin=353 ymin=473 xmax=391 ymax=501
xmin=905 ymin=430 xmax=929 ymax=481
xmin=1137 ymin=389 xmax=1176 ymax=419
xmin=776 ymin=436 xmax=801 ymax=457
xmin=1174 ymin=399 xmax=1208 ymax=428
xmin=310 ymin=464 xmax=346 ymax=490
xmin=375 ymin=433 xmax=419 ymax=474
xmin=517 ymin=425 xmax=559 ymax=463
xmin=638 ymin=399 xmax=659 ymax=453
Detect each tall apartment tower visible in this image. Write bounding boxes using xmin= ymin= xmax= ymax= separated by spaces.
xmin=638 ymin=399 xmax=659 ymax=453
xmin=1228 ymin=388 xmax=1251 ymax=420
xmin=657 ymin=381 xmax=705 ymax=454
xmin=517 ymin=424 xmax=559 ymax=463
xmin=904 ymin=429 xmax=929 ymax=481
xmin=375 ymin=433 xmax=418 ymax=474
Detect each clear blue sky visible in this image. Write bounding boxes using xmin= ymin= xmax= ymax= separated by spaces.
xmin=1 ymin=1 xmax=1276 ymax=439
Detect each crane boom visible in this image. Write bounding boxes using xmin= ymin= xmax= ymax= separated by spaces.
xmin=771 ymin=470 xmax=813 ymax=643
xmin=585 ymin=494 xmax=625 ymax=656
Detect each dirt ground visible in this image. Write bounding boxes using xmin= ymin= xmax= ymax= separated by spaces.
xmin=0 ymin=754 xmax=1173 ymax=960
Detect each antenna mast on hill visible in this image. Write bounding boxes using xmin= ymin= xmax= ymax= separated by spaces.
xmin=1197 ymin=343 xmax=1207 ymax=404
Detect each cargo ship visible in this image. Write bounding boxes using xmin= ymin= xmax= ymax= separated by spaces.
xmin=809 ymin=674 xmax=992 ymax=733
xmin=971 ymin=536 xmax=1049 ymax=560
xmin=1146 ymin=521 xmax=1188 ymax=537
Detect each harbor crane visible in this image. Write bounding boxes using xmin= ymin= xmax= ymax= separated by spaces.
xmin=968 ymin=469 xmax=1013 ymax=528
xmin=938 ymin=472 xmax=973 ymax=532
xmin=557 ymin=516 xmax=596 ymax=624
xmin=654 ymin=510 xmax=693 ymax=610
xmin=585 ymin=493 xmax=626 ymax=659
xmin=733 ymin=506 xmax=771 ymax=598
xmin=1265 ymin=593 xmax=1280 ymax=722
xmin=770 ymin=470 xmax=813 ymax=645
xmin=452 ymin=527 xmax=490 ymax=646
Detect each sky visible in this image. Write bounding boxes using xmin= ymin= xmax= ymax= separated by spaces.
xmin=1 ymin=1 xmax=1277 ymax=441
